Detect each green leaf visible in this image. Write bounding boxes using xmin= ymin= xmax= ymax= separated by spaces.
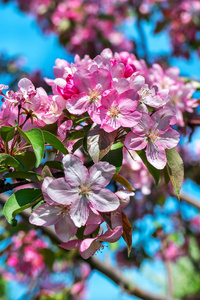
xmin=18 ymin=127 xmax=45 ymax=168
xmin=163 ymin=166 xmax=170 ymax=186
xmin=4 ymin=171 xmax=41 ymax=182
xmin=15 ymin=151 xmax=36 ymax=171
xmin=44 ymin=161 xmax=64 ymax=171
xmin=72 ymin=138 xmax=83 ymax=153
xmin=111 ymin=142 xmax=123 ymax=150
xmin=0 ymin=126 xmax=15 ymax=142
xmin=102 ymin=146 xmax=123 ymax=173
xmin=69 ymin=130 xmax=84 ymax=140
xmin=165 ymin=148 xmax=184 ymax=199
xmin=0 ymin=153 xmax=22 ymax=169
xmin=136 ymin=149 xmax=160 ymax=185
xmin=42 ymin=122 xmax=58 ymax=134
xmin=3 ymin=188 xmax=42 ymax=225
xmin=42 ymin=130 xmax=68 ymax=155
xmin=83 ymin=124 xmax=92 ymax=154
xmin=41 ymin=248 xmax=55 ymax=270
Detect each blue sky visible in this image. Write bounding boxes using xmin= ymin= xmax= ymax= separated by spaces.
xmin=0 ymin=2 xmax=200 ymax=300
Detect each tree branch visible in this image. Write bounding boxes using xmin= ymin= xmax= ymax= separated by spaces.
xmin=0 ymin=194 xmax=175 ymax=300
xmin=174 ymin=192 xmax=200 ymax=210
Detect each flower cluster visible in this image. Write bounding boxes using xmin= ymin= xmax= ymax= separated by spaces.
xmin=30 ymin=154 xmax=133 ymax=258
xmin=1 ymin=227 xmax=90 ymax=299
xmin=0 ymin=48 xmax=198 ymax=258
xmin=3 ymin=229 xmax=47 ymax=281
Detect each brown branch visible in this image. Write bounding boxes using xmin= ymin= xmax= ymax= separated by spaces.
xmin=0 ymin=179 xmax=32 ymax=193
xmin=0 ymin=194 xmax=175 ymax=300
xmin=176 ymin=192 xmax=200 ymax=210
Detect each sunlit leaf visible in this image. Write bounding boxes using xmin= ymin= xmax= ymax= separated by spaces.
xmin=3 ymin=188 xmax=42 ymax=225
xmin=165 ymin=148 xmax=184 ymax=199
xmin=42 ymin=130 xmax=68 ymax=154
xmin=18 ymin=127 xmax=45 ymax=168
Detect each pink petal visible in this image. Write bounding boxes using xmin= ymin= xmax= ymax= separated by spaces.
xmin=88 ymin=162 xmax=116 ymax=189
xmin=111 ymin=211 xmax=123 ymax=228
xmin=146 ymin=141 xmax=166 ymax=169
xmin=93 ymin=68 xmax=112 ymax=91
xmin=63 ymin=154 xmax=88 ymax=187
xmin=47 ymin=178 xmax=79 ymax=205
xmin=42 ymin=177 xmax=54 ymax=205
xmin=115 ymin=188 xmax=134 ymax=209
xmin=66 ymin=93 xmax=90 ymax=114
xmin=119 ymin=90 xmax=139 ymax=109
xmin=70 ymin=195 xmax=90 ymax=227
xmin=18 ymin=78 xmax=35 ymax=94
xmin=119 ymin=110 xmax=141 ymax=128
xmin=130 ymin=75 xmax=145 ymax=90
xmin=60 ymin=239 xmax=82 ymax=251
xmin=73 ymin=69 xmax=93 ymax=93
xmin=29 ymin=203 xmax=61 ymax=226
xmin=79 ymin=238 xmax=101 ymax=259
xmin=124 ymin=132 xmax=147 ymax=150
xmin=132 ymin=113 xmax=151 ymax=134
xmin=159 ymin=128 xmax=180 ymax=149
xmin=100 ymin=226 xmax=123 ymax=242
xmin=84 ymin=224 xmax=100 ymax=236
xmin=55 ymin=215 xmax=77 ymax=242
xmin=112 ymin=78 xmax=130 ymax=94
xmin=89 ymin=189 xmax=119 ymax=212
xmin=112 ymin=63 xmax=125 ymax=79
xmin=151 ymin=107 xmax=177 ymax=133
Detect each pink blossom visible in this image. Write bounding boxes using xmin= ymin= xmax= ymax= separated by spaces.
xmin=60 ymin=226 xmax=123 ymax=259
xmin=66 ymin=68 xmax=112 ymax=117
xmin=43 ymin=154 xmax=119 ymax=228
xmin=99 ymin=89 xmax=141 ymax=132
xmin=124 ymin=108 xmax=180 ymax=169
xmin=29 ymin=177 xmax=77 ymax=242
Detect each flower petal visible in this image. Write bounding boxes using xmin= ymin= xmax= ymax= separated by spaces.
xmin=124 ymin=132 xmax=147 ymax=150
xmin=159 ymin=128 xmax=180 ymax=149
xmin=42 ymin=177 xmax=54 ymax=205
xmin=63 ymin=154 xmax=88 ymax=187
xmin=29 ymin=203 xmax=61 ymax=226
xmin=89 ymin=189 xmax=120 ymax=212
xmin=100 ymin=226 xmax=123 ymax=242
xmin=79 ymin=238 xmax=101 ymax=259
xmin=70 ymin=195 xmax=89 ymax=227
xmin=88 ymin=161 xmax=116 ymax=189
xmin=47 ymin=178 xmax=79 ymax=205
xmin=146 ymin=141 xmax=166 ymax=169
xmin=60 ymin=239 xmax=82 ymax=251
xmin=55 ymin=215 xmax=77 ymax=242
xmin=66 ymin=93 xmax=90 ymax=114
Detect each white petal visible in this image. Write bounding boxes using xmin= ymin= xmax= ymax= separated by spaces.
xmin=70 ymin=195 xmax=89 ymax=227
xmin=89 ymin=189 xmax=119 ymax=212
xmin=63 ymin=154 xmax=88 ymax=187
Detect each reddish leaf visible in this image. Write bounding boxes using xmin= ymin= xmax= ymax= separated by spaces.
xmin=122 ymin=212 xmax=132 ymax=257
xmin=87 ymin=124 xmax=117 ymax=163
xmin=112 ymin=173 xmax=135 ymax=192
